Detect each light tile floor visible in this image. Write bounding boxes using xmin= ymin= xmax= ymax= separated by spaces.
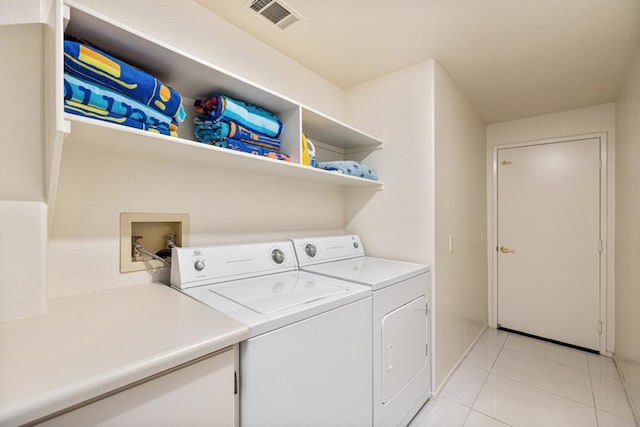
xmin=409 ymin=328 xmax=638 ymax=427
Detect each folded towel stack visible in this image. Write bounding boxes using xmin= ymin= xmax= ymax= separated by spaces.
xmin=63 ymin=40 xmax=186 ymax=137
xmin=317 ymin=161 xmax=379 ymax=181
xmin=193 ymin=94 xmax=290 ymax=161
xmin=193 ymin=117 xmax=281 ymax=150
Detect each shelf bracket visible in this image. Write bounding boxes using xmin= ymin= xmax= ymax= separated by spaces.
xmin=61 ymin=119 xmax=71 ymax=135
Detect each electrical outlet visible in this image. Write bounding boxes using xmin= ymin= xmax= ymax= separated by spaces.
xmin=449 ymin=234 xmax=454 ymax=253
xmin=120 ymin=213 xmax=189 ymax=273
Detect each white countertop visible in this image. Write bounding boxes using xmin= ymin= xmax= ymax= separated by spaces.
xmin=0 ymin=283 xmax=249 ymax=426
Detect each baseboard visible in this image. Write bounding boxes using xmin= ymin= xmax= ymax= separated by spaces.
xmin=612 ymin=353 xmax=639 ymax=425
xmin=431 ymin=325 xmax=488 ymax=399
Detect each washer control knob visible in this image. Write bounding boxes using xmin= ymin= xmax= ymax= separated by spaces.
xmin=354 ymin=242 xmax=359 ymax=249
xmin=305 ymin=244 xmax=317 ymax=258
xmin=194 ymin=260 xmax=205 ymax=271
xmin=271 ymin=249 xmax=285 ymax=264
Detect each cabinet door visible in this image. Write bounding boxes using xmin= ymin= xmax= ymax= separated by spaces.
xmin=40 ymin=348 xmax=236 ymax=427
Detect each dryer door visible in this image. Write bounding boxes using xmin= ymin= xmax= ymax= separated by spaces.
xmin=381 ymin=295 xmax=427 ymax=403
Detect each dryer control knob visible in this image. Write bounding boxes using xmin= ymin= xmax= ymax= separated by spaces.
xmin=271 ymin=249 xmax=285 ymax=264
xmin=305 ymin=244 xmax=317 ymax=258
xmin=354 ymin=242 xmax=359 ymax=249
xmin=194 ymin=260 xmax=205 ymax=271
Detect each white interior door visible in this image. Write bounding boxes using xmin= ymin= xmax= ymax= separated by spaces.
xmin=497 ymin=138 xmax=601 ymax=351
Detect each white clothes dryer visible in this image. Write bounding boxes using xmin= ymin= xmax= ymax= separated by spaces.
xmin=292 ymin=235 xmax=431 ymax=427
xmin=171 ymin=241 xmax=373 ymax=427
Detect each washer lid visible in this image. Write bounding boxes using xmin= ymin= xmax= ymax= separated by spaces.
xmin=180 ymin=270 xmax=371 ymax=338
xmin=303 ymin=256 xmax=429 ymax=290
xmin=213 ymin=275 xmax=347 ymax=314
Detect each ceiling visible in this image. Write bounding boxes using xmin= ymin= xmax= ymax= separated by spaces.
xmin=196 ymin=0 xmax=640 ymax=123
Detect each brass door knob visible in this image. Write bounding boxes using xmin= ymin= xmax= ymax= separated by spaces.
xmin=499 ymin=246 xmax=515 ymax=254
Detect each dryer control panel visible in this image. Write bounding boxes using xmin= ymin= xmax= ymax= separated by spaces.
xmin=292 ymin=235 xmax=365 ymax=266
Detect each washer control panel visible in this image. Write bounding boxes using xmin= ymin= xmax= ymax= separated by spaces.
xmin=171 ymin=241 xmax=296 ymax=289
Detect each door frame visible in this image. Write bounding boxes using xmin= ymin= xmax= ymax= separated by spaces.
xmin=488 ymin=132 xmax=610 ymax=355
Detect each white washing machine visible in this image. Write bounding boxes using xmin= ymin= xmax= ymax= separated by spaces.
xmin=171 ymin=241 xmax=373 ymax=427
xmin=292 ymin=235 xmax=431 ymax=427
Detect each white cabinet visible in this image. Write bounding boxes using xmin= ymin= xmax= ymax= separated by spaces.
xmin=39 ymin=347 xmax=237 ymax=427
xmin=46 ymin=0 xmax=385 ymax=224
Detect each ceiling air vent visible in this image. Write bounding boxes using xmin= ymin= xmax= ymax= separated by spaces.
xmin=247 ymin=0 xmax=305 ymax=30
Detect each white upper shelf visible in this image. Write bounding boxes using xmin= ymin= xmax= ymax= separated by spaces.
xmin=301 ymin=107 xmax=383 ymax=150
xmin=60 ymin=1 xmax=383 ymax=190
xmin=63 ymin=115 xmax=384 ymax=189
xmin=63 ymin=1 xmax=384 ymax=152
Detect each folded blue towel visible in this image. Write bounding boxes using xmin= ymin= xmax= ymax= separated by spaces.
xmin=64 ymin=73 xmax=176 ymax=133
xmin=193 ymin=117 xmax=281 ymax=150
xmin=194 ymin=95 xmax=283 ymax=138
xmin=212 ymin=138 xmax=291 ymax=162
xmin=64 ymin=99 xmax=177 ymax=137
xmin=317 ymin=161 xmax=379 ymax=181
xmin=64 ymin=40 xmax=186 ymax=124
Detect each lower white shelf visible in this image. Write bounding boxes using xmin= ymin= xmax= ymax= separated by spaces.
xmin=62 ymin=115 xmax=384 ymax=189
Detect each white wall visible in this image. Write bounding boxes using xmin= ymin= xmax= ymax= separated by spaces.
xmin=614 ymin=49 xmax=640 ymax=421
xmin=0 ymin=23 xmax=45 ymax=203
xmin=343 ymin=61 xmax=435 ymax=264
xmin=486 ymin=103 xmax=616 ymax=146
xmin=48 ymin=148 xmax=344 ymax=296
xmin=0 ymin=201 xmax=47 ymax=320
xmin=0 ymin=0 xmax=43 ymax=25
xmin=486 ymin=103 xmax=616 ymax=354
xmin=432 ymin=62 xmax=487 ymax=389
xmin=0 ymin=22 xmax=47 ymax=320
